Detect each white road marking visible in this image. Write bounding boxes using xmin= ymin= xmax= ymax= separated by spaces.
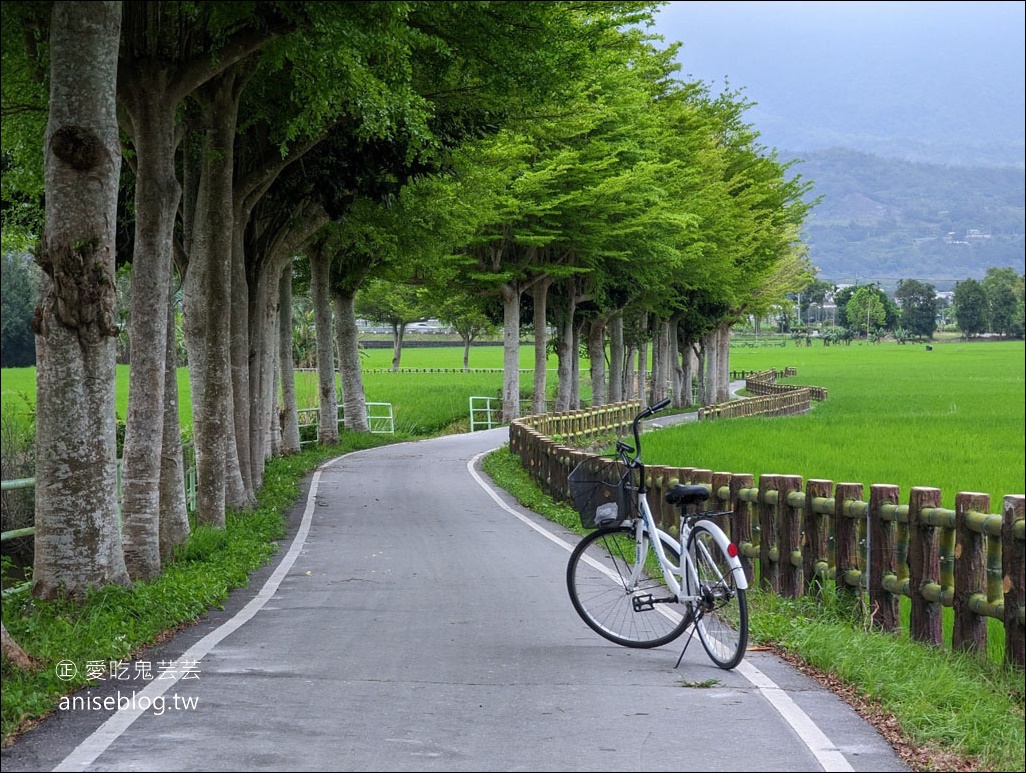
xmin=467 ymin=449 xmax=855 ymax=773
xmin=51 ymin=441 xmax=853 ymax=773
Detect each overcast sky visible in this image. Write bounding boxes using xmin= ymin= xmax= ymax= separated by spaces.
xmin=648 ymin=1 xmax=1025 ymax=163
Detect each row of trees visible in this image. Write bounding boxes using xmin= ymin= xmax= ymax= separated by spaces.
xmin=777 ymin=267 xmax=1025 ymax=341
xmin=1 ymin=2 xmax=811 ymax=599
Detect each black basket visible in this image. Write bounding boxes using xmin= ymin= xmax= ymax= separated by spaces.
xmin=568 ymin=459 xmax=634 ymax=529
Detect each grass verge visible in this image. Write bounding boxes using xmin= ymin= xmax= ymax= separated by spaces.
xmin=482 ymin=446 xmax=1026 ymax=773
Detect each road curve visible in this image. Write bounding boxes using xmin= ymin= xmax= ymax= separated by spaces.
xmin=1 ymin=427 xmax=907 ymax=772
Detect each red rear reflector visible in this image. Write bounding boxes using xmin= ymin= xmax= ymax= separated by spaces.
xmin=727 ymin=543 xmax=738 ymax=558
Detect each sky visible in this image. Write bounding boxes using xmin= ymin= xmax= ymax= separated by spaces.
xmin=647 ymin=1 xmax=1026 ymax=165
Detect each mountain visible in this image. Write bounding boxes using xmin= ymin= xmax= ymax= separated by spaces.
xmin=786 ymin=149 xmax=1025 ymax=290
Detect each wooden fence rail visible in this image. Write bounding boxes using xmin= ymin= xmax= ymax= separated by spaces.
xmin=509 ymin=400 xmax=1026 ymax=668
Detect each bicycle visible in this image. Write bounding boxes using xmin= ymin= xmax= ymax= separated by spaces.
xmin=565 ymin=397 xmax=749 ymax=669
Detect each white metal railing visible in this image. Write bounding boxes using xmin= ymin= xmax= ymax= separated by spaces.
xmin=469 ymin=396 xmax=502 ymax=431
xmin=297 ymin=403 xmax=395 ymax=445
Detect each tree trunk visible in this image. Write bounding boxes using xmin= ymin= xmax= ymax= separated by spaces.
xmin=32 ymin=0 xmax=129 ymax=599
xmin=693 ymin=341 xmax=708 ymax=406
xmin=531 ymin=277 xmax=552 ymax=415
xmin=607 ymin=310 xmax=624 ymax=403
xmin=159 ymin=274 xmax=189 ymax=563
xmin=278 ymin=263 xmax=301 ymax=454
xmin=229 ymin=222 xmax=255 ymax=506
xmin=391 ymin=323 xmax=405 ymax=372
xmin=636 ymin=331 xmax=648 ymax=406
xmin=119 ymin=90 xmax=180 ymax=580
xmin=183 ymin=76 xmax=240 ymax=528
xmin=334 ymin=289 xmax=370 ymax=432
xmin=571 ymin=318 xmax=584 ymax=409
xmin=668 ymin=315 xmax=683 ymax=408
xmin=587 ymin=314 xmax=608 ymax=407
xmin=500 ymin=282 xmax=522 ymax=422
xmin=308 ymin=242 xmax=339 ymax=444
xmin=624 ymin=345 xmax=637 ymax=400
xmin=553 ymin=283 xmax=576 ymax=413
xmin=716 ymin=321 xmax=732 ymax=402
xmin=1 ymin=622 xmax=32 ymax=669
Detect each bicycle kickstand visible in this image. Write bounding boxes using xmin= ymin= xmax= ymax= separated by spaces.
xmin=674 ymin=612 xmax=702 ymax=669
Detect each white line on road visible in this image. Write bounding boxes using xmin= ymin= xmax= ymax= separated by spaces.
xmin=467 ymin=450 xmax=855 ymax=773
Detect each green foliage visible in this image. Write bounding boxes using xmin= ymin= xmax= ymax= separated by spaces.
xmin=0 ymin=252 xmax=38 ymax=368
xmin=953 ymin=278 xmax=989 ymax=337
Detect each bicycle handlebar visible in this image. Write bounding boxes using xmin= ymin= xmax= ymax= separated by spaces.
xmin=623 ymin=397 xmax=672 ymax=468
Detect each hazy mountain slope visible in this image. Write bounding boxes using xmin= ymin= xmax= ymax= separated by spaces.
xmin=785 ymin=148 xmax=1025 ymax=289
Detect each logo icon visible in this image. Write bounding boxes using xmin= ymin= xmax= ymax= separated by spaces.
xmin=55 ymin=660 xmax=78 ymax=681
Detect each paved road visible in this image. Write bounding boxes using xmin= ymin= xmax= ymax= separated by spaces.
xmin=1 ymin=427 xmax=907 ymax=772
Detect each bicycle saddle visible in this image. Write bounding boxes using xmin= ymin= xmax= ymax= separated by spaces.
xmin=665 ymin=484 xmax=710 ymax=506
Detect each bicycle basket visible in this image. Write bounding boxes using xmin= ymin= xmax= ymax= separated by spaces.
xmin=568 ymin=458 xmax=634 ymax=529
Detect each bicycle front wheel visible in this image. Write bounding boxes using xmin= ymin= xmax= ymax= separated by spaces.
xmin=686 ymin=524 xmax=749 ymax=669
xmin=566 ymin=525 xmax=692 ymax=649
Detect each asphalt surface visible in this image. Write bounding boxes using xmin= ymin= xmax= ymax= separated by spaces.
xmin=1 ymin=424 xmax=908 ymax=772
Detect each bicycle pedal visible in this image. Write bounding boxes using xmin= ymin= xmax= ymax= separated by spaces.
xmin=632 ymin=594 xmax=655 ymax=612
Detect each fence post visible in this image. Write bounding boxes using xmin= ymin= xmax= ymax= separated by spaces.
xmin=868 ymin=484 xmax=902 ymax=632
xmin=834 ymin=482 xmax=864 ymax=608
xmin=778 ymin=475 xmax=803 ymax=599
xmin=804 ymin=480 xmax=833 ymax=600
xmin=953 ymin=492 xmax=990 ymax=655
xmin=1003 ymin=494 xmax=1025 ymax=667
xmin=730 ymin=473 xmax=755 ymax=585
xmin=908 ymin=486 xmax=944 ymax=648
xmin=758 ymin=474 xmax=780 ymax=593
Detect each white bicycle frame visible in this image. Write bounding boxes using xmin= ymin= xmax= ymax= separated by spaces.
xmin=625 ymin=483 xmax=749 ymax=604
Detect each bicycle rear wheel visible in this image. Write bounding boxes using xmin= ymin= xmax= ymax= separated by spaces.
xmin=566 ymin=525 xmax=692 ymax=649
xmin=685 ymin=524 xmax=749 ymax=669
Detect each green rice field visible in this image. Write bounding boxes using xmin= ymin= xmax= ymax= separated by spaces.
xmin=645 ymin=339 xmax=1024 ymax=511
xmin=2 ymin=339 xmax=1023 ymax=509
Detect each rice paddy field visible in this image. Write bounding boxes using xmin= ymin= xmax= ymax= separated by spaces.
xmin=2 ymin=338 xmax=1023 ymax=509
xmin=644 ymin=339 xmax=1025 ymax=511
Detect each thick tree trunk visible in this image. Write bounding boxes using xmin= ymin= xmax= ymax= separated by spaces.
xmin=229 ymin=226 xmax=255 ymax=506
xmin=716 ymin=321 xmax=732 ymax=402
xmin=553 ymin=284 xmax=576 ymax=413
xmin=668 ymin=315 xmax=683 ymax=408
xmin=571 ymin=318 xmax=584 ymax=409
xmin=184 ymin=76 xmax=240 ymax=528
xmin=278 ymin=264 xmax=301 ymax=454
xmin=587 ymin=314 xmax=608 ymax=407
xmin=531 ymin=278 xmax=552 ymax=415
xmin=500 ymin=282 xmax=522 ymax=422
xmin=119 ymin=92 xmax=180 ymax=580
xmin=693 ymin=341 xmax=708 ymax=406
xmin=632 ymin=312 xmax=648 ymax=406
xmin=32 ymin=1 xmax=129 ymax=599
xmin=159 ymin=275 xmax=189 ymax=563
xmin=308 ymin=242 xmax=339 ymax=444
xmin=334 ymin=289 xmax=369 ymax=432
xmin=624 ymin=346 xmax=637 ymax=400
xmin=607 ymin=311 xmax=624 ymax=403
